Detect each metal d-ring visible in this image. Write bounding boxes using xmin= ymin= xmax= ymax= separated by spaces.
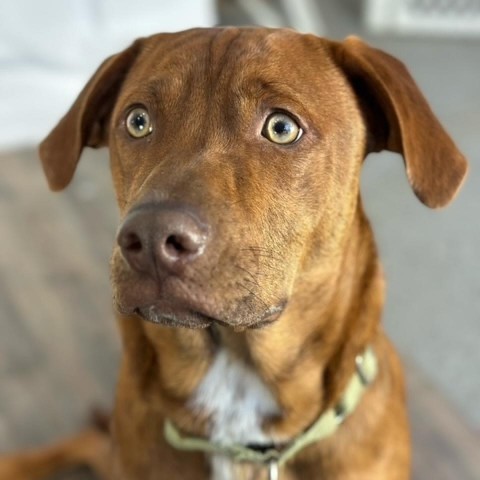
xmin=268 ymin=459 xmax=279 ymax=480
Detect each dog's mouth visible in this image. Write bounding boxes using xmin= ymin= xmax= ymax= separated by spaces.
xmin=112 ymin=255 xmax=288 ymax=330
xmin=116 ymin=299 xmax=287 ymax=331
xmin=134 ymin=304 xmax=215 ymax=329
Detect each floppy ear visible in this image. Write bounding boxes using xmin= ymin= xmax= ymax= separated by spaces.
xmin=331 ymin=36 xmax=467 ymax=208
xmin=39 ymin=39 xmax=144 ymax=191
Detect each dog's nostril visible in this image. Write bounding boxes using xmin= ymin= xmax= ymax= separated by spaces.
xmin=117 ymin=226 xmax=150 ymax=274
xmin=163 ymin=232 xmax=204 ymax=261
xmin=122 ymin=232 xmax=143 ymax=253
xmin=166 ymin=234 xmax=187 ymax=255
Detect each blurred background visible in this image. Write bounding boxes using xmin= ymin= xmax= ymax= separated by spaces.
xmin=0 ymin=1 xmax=478 ymax=478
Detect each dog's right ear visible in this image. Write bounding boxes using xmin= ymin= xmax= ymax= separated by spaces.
xmin=39 ymin=39 xmax=144 ymax=191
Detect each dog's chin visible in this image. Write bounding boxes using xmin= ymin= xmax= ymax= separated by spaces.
xmin=117 ymin=301 xmax=286 ymax=331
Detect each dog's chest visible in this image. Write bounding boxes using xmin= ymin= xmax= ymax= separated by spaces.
xmin=190 ymin=349 xmax=280 ymax=479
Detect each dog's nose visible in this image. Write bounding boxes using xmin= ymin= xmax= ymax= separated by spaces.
xmin=117 ymin=204 xmax=209 ymax=277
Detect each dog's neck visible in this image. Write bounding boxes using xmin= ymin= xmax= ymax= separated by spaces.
xmin=116 ymin=205 xmax=383 ymax=447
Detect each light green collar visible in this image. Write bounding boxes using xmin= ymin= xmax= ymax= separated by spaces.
xmin=164 ymin=346 xmax=378 ymax=477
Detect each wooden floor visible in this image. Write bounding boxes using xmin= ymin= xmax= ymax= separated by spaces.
xmin=0 ymin=149 xmax=479 ymax=480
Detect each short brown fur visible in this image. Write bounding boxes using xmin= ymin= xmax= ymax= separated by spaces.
xmin=1 ymin=28 xmax=467 ymax=480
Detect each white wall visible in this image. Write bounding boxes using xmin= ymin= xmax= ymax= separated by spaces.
xmin=0 ymin=0 xmax=216 ymax=149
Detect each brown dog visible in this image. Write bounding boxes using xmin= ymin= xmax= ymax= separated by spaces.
xmin=1 ymin=27 xmax=467 ymax=480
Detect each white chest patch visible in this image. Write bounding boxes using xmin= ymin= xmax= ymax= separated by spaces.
xmin=190 ymin=349 xmax=280 ymax=480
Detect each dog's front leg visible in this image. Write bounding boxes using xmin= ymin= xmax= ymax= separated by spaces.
xmin=0 ymin=426 xmax=111 ymax=480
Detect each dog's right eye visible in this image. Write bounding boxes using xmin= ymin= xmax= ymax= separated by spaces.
xmin=126 ymin=107 xmax=153 ymax=138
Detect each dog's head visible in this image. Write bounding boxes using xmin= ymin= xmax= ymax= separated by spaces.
xmin=39 ymin=28 xmax=467 ymax=330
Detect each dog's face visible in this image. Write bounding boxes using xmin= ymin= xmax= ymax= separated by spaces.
xmin=107 ymin=29 xmax=367 ymax=329
xmin=39 ymin=28 xmax=467 ymax=330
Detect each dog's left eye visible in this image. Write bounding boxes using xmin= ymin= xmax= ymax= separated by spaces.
xmin=262 ymin=113 xmax=302 ymax=145
xmin=126 ymin=107 xmax=153 ymax=138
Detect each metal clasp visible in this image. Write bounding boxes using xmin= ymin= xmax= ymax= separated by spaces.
xmin=355 ymin=348 xmax=375 ymax=386
xmin=268 ymin=460 xmax=279 ymax=480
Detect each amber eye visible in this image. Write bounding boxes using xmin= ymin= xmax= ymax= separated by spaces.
xmin=126 ymin=107 xmax=153 ymax=138
xmin=262 ymin=112 xmax=302 ymax=144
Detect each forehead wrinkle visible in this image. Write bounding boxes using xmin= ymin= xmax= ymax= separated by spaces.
xmin=145 ymin=77 xmax=184 ymax=108
xmin=230 ymin=77 xmax=310 ymax=118
xmin=207 ymin=29 xmax=245 ymax=78
xmin=242 ymin=78 xmax=301 ymax=101
xmin=136 ymin=29 xmax=278 ymax=111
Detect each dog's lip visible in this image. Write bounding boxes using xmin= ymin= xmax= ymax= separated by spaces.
xmin=115 ymin=300 xmax=287 ymax=330
xmin=248 ymin=302 xmax=287 ymax=329
xmin=135 ymin=305 xmax=214 ymax=329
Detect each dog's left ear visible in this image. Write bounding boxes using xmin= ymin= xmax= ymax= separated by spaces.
xmin=331 ymin=36 xmax=467 ymax=208
xmin=39 ymin=39 xmax=144 ymax=191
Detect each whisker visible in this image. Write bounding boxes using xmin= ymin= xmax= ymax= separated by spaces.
xmin=233 ymin=264 xmax=260 ymax=287
xmin=237 ymin=282 xmax=269 ymax=311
